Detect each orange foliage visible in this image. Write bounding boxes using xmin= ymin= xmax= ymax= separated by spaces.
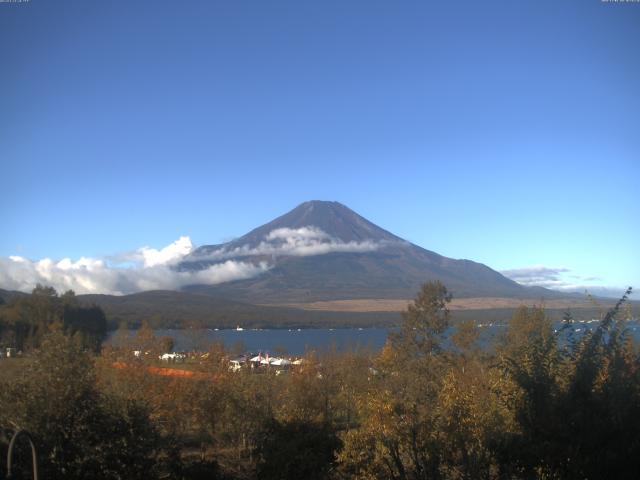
xmin=111 ymin=362 xmax=219 ymax=381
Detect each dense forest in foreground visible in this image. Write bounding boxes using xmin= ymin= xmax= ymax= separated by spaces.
xmin=0 ymin=283 xmax=638 ymax=479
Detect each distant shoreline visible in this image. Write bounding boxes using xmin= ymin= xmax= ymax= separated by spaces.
xmin=273 ymin=297 xmax=620 ymax=312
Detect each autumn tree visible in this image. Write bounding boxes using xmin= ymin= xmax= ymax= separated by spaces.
xmin=339 ymin=281 xmax=453 ymax=479
xmin=496 ymin=288 xmax=640 ymax=478
xmin=435 ymin=318 xmax=511 ymax=480
xmin=0 ymin=329 xmax=161 ymax=480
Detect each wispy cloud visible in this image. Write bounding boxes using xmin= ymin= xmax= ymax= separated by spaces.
xmin=189 ymin=226 xmax=383 ymax=262
xmin=501 ymin=265 xmax=630 ymax=299
xmin=0 ymin=237 xmax=269 ymax=295
xmin=500 ymin=266 xmax=571 ymax=288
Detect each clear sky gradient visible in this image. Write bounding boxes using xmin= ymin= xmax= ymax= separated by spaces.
xmin=1 ymin=0 xmax=638 ymax=296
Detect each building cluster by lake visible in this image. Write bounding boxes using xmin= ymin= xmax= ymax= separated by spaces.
xmin=227 ymin=353 xmax=305 ymax=374
xmin=141 ymin=348 xmax=307 ymax=375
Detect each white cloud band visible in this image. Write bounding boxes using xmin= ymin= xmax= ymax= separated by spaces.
xmin=190 ymin=226 xmax=382 ymax=262
xmin=0 ymin=227 xmax=386 ymax=296
xmin=0 ymin=237 xmax=269 ymax=296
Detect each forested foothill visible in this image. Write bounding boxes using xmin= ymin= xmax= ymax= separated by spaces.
xmin=0 ymin=285 xmax=107 ymax=353
xmin=0 ymin=283 xmax=638 ymax=479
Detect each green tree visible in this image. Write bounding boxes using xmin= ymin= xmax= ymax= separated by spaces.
xmin=390 ymin=280 xmax=451 ymax=358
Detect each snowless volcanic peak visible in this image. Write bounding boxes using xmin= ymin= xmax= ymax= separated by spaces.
xmin=179 ymin=200 xmax=553 ymax=303
xmin=232 ymin=200 xmax=402 ymax=247
xmin=183 ymin=201 xmax=399 ymax=264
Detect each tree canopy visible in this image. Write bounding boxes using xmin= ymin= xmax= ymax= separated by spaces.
xmin=0 ymin=285 xmax=107 ymax=352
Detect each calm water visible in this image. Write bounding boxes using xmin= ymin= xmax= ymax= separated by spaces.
xmin=120 ymin=328 xmax=390 ymax=356
xmin=107 ymin=321 xmax=640 ymax=356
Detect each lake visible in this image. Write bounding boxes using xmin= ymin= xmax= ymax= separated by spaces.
xmin=118 ymin=327 xmax=392 ymax=356
xmin=106 ymin=319 xmax=640 ymax=356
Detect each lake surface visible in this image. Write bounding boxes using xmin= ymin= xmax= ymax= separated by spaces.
xmin=106 ymin=320 xmax=640 ymax=356
xmin=121 ymin=328 xmax=392 ymax=356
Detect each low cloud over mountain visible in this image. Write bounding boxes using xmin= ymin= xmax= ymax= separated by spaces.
xmin=189 ymin=226 xmax=383 ymax=263
xmin=0 ymin=237 xmax=269 ymax=295
xmin=0 ymin=225 xmax=384 ymax=295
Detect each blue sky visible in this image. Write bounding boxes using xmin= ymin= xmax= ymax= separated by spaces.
xmin=0 ymin=0 xmax=638 ymax=296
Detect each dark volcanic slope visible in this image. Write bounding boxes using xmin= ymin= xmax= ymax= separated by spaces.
xmin=180 ymin=201 xmax=563 ymax=303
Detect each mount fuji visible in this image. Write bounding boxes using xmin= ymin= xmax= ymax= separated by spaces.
xmin=178 ymin=200 xmax=557 ymax=304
